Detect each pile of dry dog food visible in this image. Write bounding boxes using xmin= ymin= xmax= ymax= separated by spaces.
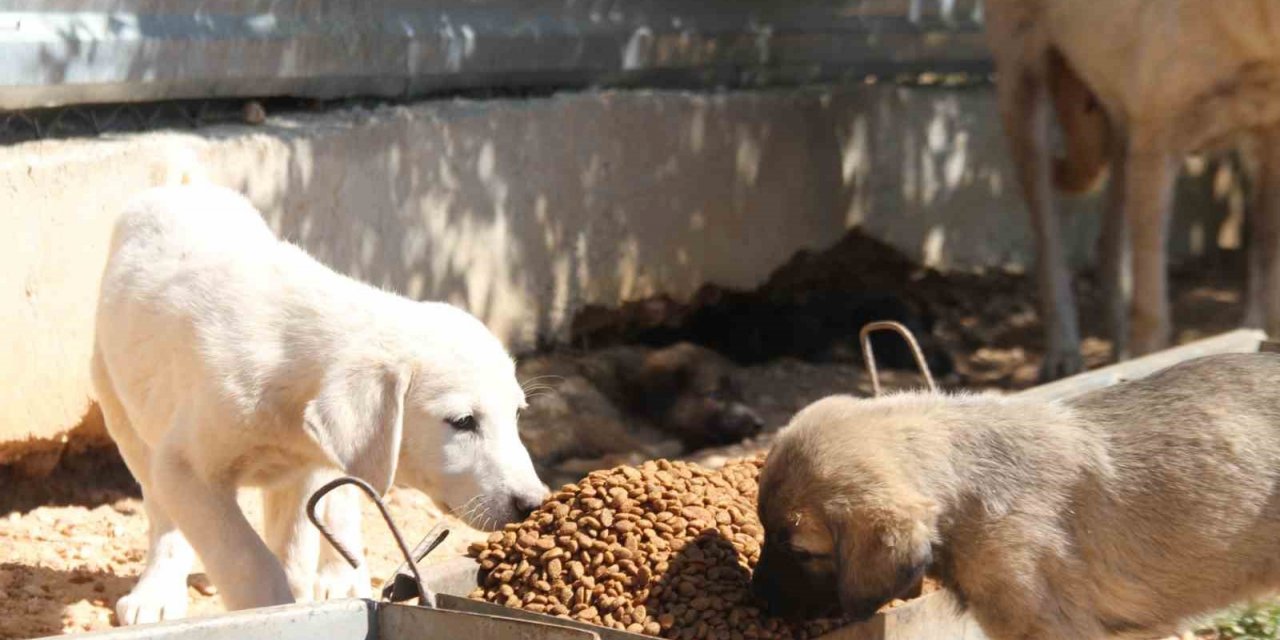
xmin=468 ymin=455 xmax=921 ymax=640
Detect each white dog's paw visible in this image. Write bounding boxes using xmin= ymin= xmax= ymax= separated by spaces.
xmin=115 ymin=587 xmax=189 ymax=626
xmin=314 ymin=561 xmax=371 ymax=600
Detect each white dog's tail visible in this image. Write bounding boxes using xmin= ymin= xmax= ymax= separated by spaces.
xmin=155 ymin=146 xmax=208 ymax=187
xmin=107 ymin=147 xmax=213 ymax=259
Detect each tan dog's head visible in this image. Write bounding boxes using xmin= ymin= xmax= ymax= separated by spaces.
xmin=751 ymin=396 xmax=936 ymax=622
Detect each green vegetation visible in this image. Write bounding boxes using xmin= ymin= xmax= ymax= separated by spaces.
xmin=1201 ymin=601 xmax=1280 ymax=639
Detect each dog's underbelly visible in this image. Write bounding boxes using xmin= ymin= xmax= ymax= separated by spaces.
xmin=1172 ymin=62 xmax=1280 ymax=153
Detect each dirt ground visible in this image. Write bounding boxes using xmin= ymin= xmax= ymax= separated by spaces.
xmin=0 ymin=252 xmax=1250 ymax=639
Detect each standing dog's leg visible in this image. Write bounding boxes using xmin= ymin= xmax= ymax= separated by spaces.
xmin=1122 ymin=141 xmax=1178 ymax=355
xmin=150 ymin=440 xmax=294 ymax=611
xmin=1252 ymin=128 xmax=1280 ymax=338
xmin=93 ymin=350 xmax=195 ymax=625
xmin=1099 ymin=141 xmax=1131 ymax=361
xmin=264 ymin=470 xmax=369 ymax=602
xmin=1241 ymin=144 xmax=1266 ymax=329
xmin=998 ymin=58 xmax=1083 ymax=379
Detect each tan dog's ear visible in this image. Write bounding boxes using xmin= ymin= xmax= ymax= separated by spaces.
xmin=303 ymin=361 xmax=412 ymax=495
xmin=834 ymin=497 xmax=935 ymax=619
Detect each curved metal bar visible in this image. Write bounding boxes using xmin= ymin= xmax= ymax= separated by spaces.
xmin=381 ymin=521 xmax=451 ymax=604
xmin=305 ymin=475 xmax=439 ymax=607
xmin=859 ymin=320 xmax=938 ymax=397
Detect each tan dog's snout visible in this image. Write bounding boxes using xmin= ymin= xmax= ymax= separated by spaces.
xmin=754 ymin=397 xmax=939 ymax=623
xmin=752 ymin=517 xmax=932 ymax=622
xmin=750 ymin=538 xmax=841 ymax=620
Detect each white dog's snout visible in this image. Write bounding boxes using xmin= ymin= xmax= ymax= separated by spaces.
xmin=509 ymin=491 xmax=545 ymax=520
xmin=495 ymin=447 xmax=550 ymax=522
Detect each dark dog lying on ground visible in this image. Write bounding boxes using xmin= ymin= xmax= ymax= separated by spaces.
xmin=754 ymin=353 xmax=1280 ymax=639
xmin=676 ymin=288 xmax=954 ymax=377
xmin=517 ymin=342 xmax=765 ymax=484
xmin=573 ymin=287 xmax=954 ymax=378
xmin=587 ymin=342 xmax=766 ymax=448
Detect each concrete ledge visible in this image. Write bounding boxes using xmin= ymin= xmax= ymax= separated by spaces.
xmin=0 ymin=84 xmax=1239 ymax=460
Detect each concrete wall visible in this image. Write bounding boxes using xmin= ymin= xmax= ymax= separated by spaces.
xmin=0 ymin=83 xmax=1242 ymax=462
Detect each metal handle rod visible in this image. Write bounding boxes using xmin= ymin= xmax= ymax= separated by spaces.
xmin=859 ymin=320 xmax=938 ymax=397
xmin=305 ymin=475 xmax=436 ymax=607
xmin=380 ymin=521 xmax=451 ymax=604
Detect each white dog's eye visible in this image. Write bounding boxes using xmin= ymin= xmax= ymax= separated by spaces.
xmin=448 ymin=415 xmax=478 ymax=431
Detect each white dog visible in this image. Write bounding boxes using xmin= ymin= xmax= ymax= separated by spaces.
xmin=91 ymin=184 xmax=549 ymax=624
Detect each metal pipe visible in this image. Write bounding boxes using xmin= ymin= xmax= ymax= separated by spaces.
xmin=0 ymin=0 xmax=989 ymax=112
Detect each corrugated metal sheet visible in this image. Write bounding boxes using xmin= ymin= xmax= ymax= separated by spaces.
xmin=0 ymin=0 xmax=989 ymax=111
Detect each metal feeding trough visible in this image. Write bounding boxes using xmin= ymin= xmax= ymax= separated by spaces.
xmin=46 ymin=328 xmax=1271 ymax=640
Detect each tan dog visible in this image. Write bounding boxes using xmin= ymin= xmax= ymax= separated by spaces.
xmin=986 ymin=0 xmax=1280 ymax=380
xmin=753 ymin=353 xmax=1280 ymax=639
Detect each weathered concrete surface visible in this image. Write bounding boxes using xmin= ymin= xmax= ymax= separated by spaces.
xmin=0 ymin=84 xmax=1240 ymax=461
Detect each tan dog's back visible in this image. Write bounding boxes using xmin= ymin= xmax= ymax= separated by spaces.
xmin=1063 ymin=354 xmax=1280 ymax=626
xmin=950 ymin=353 xmax=1280 ymax=636
xmin=759 ymin=353 xmax=1280 ymax=639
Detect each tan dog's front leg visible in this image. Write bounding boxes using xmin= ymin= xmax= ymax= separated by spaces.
xmin=1121 ymin=145 xmax=1177 ymax=355
xmin=151 ymin=447 xmax=294 ymax=611
xmin=998 ymin=65 xmax=1083 ymax=379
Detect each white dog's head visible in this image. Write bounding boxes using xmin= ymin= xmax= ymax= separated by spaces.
xmin=303 ymin=301 xmax=548 ymax=530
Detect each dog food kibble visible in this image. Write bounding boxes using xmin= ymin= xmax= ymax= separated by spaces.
xmin=468 ymin=456 xmax=873 ymax=639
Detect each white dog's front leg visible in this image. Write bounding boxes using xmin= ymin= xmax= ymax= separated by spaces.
xmin=151 ymin=449 xmax=293 ymax=611
xmin=313 ymin=482 xmax=371 ymax=600
xmin=264 ymin=471 xmax=369 ymax=602
xmin=263 ymin=479 xmax=321 ymax=601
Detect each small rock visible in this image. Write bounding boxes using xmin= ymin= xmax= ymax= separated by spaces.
xmin=242 ymin=100 xmax=267 ymax=125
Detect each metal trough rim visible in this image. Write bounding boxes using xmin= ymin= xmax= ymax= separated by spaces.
xmin=1014 ymin=328 xmax=1267 ymax=402
xmin=420 ymin=558 xmax=970 ymax=640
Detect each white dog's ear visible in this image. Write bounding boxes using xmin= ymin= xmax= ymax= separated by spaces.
xmin=303 ymin=361 xmax=412 ymax=494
